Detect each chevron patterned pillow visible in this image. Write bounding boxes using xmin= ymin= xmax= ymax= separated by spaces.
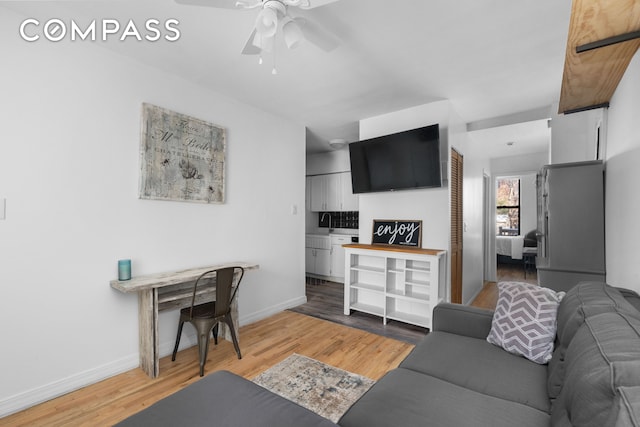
xmin=487 ymin=281 xmax=565 ymax=364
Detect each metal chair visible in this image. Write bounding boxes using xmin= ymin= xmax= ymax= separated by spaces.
xmin=171 ymin=266 xmax=244 ymax=376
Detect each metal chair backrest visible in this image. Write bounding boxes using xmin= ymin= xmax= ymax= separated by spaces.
xmin=189 ymin=266 xmax=244 ymax=319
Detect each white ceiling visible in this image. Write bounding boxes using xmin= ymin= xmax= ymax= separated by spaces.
xmin=467 ymin=119 xmax=551 ymax=160
xmin=3 ymin=0 xmax=571 ymax=156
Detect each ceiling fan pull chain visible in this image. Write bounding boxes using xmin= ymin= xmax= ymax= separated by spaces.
xmin=272 ymin=41 xmax=278 ymax=74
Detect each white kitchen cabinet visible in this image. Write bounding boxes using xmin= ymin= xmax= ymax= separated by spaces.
xmin=306 ymin=248 xmax=330 ymax=276
xmin=305 ymin=235 xmax=331 ymax=277
xmin=329 ymin=174 xmax=342 ymax=211
xmin=310 ymin=175 xmax=330 ymax=211
xmin=339 ymin=173 xmax=359 ymax=211
xmin=308 ymin=172 xmax=359 ymax=212
xmin=314 ymin=248 xmax=330 ymax=276
xmin=330 ymin=234 xmax=352 ymax=282
xmin=305 ymin=176 xmax=312 ymax=211
xmin=305 ymin=247 xmax=315 ymax=273
xmin=343 ymin=244 xmax=446 ymax=329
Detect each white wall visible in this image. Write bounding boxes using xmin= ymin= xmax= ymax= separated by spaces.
xmin=491 ymin=151 xmax=548 ymax=175
xmin=306 ymin=148 xmax=351 ymax=175
xmin=550 ymin=107 xmax=605 ymax=164
xmin=519 ymin=173 xmax=538 ymax=238
xmin=0 ymin=9 xmax=306 ymax=416
xmin=604 ymin=52 xmax=640 ymax=293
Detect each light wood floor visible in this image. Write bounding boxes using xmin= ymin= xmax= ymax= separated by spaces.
xmin=3 ymin=311 xmax=414 ymax=426
xmin=472 ymin=262 xmax=539 ymax=310
xmin=4 ymin=284 xmax=498 ymax=426
xmin=474 ymin=281 xmax=499 ymax=310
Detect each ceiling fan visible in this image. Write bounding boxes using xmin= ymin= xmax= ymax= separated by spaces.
xmin=175 ymin=0 xmax=341 ymax=71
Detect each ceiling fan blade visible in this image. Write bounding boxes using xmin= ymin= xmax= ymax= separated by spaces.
xmin=295 ymin=17 xmax=340 ymax=52
xmin=298 ymin=0 xmax=341 ymax=10
xmin=241 ymin=29 xmax=261 ymax=55
xmin=174 ymin=0 xmax=258 ymax=9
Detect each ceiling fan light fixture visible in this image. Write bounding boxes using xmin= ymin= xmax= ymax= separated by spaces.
xmin=283 ymin=0 xmax=304 ymax=7
xmin=329 ymin=138 xmax=347 ymax=149
xmin=235 ymin=0 xmax=263 ymax=9
xmin=255 ymin=7 xmax=279 ymax=38
xmin=260 ymin=34 xmax=275 ymax=52
xmin=282 ymin=17 xmax=304 ymax=49
xmin=252 ymin=30 xmax=275 ymax=52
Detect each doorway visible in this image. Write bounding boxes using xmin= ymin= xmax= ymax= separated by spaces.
xmin=494 ymin=172 xmax=538 ymax=284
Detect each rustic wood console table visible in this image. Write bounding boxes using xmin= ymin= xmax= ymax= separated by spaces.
xmin=110 ymin=262 xmax=259 ymax=378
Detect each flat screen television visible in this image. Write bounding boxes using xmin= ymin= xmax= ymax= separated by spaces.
xmin=349 ymin=124 xmax=442 ymax=194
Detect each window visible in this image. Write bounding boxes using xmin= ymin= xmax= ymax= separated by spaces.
xmin=496 ymin=177 xmax=520 ymax=235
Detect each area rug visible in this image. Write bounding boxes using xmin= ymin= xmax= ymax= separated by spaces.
xmin=252 ymin=353 xmax=375 ymax=422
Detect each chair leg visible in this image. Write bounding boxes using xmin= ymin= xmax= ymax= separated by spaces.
xmin=197 ymin=329 xmax=211 ymax=377
xmin=171 ymin=320 xmax=185 ymax=362
xmin=224 ymin=314 xmax=242 ymax=359
xmin=213 ymin=323 xmax=219 ymax=345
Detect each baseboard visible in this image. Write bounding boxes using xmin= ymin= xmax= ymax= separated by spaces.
xmin=240 ymin=295 xmax=307 ymax=326
xmin=0 ymin=354 xmax=138 ymax=418
xmin=464 ymin=285 xmax=483 ymax=306
xmin=0 ymin=297 xmax=308 ymax=418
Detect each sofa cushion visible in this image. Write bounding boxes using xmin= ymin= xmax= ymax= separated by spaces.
xmin=548 ymin=304 xmax=618 ymax=399
xmin=606 ymin=387 xmax=640 ymax=427
xmin=487 ymin=281 xmax=564 ymax=364
xmin=550 ymin=311 xmax=640 ymax=427
xmin=338 ymin=368 xmax=550 ymax=427
xmin=555 ymin=282 xmax=636 ymax=349
xmin=400 ymin=330 xmax=550 ymax=413
xmin=432 ymin=302 xmax=495 ymax=339
xmin=548 ymin=282 xmax=640 ymax=399
xmin=115 ymin=370 xmax=338 ymax=427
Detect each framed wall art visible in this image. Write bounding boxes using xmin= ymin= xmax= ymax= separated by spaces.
xmin=139 ymin=103 xmax=226 ymax=204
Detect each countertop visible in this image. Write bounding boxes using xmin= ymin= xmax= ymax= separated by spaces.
xmin=306 ymin=229 xmax=358 ymax=237
xmin=342 ymin=244 xmax=445 ymax=256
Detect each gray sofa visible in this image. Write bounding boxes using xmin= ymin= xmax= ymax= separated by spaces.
xmin=117 ymin=282 xmax=640 ymax=427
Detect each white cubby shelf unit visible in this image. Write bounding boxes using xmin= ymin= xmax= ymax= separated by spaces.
xmin=343 ymin=244 xmax=447 ymax=329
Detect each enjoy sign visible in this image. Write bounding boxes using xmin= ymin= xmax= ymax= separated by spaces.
xmin=371 ymin=220 xmax=422 ymax=247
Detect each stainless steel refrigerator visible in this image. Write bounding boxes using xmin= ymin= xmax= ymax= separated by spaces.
xmin=536 ymin=160 xmax=605 ymax=291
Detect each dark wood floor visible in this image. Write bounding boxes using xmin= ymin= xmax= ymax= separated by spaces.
xmin=291 ymin=264 xmax=535 ymax=344
xmin=497 ymin=261 xmax=537 ymax=285
xmin=289 ymin=279 xmax=429 ymax=345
